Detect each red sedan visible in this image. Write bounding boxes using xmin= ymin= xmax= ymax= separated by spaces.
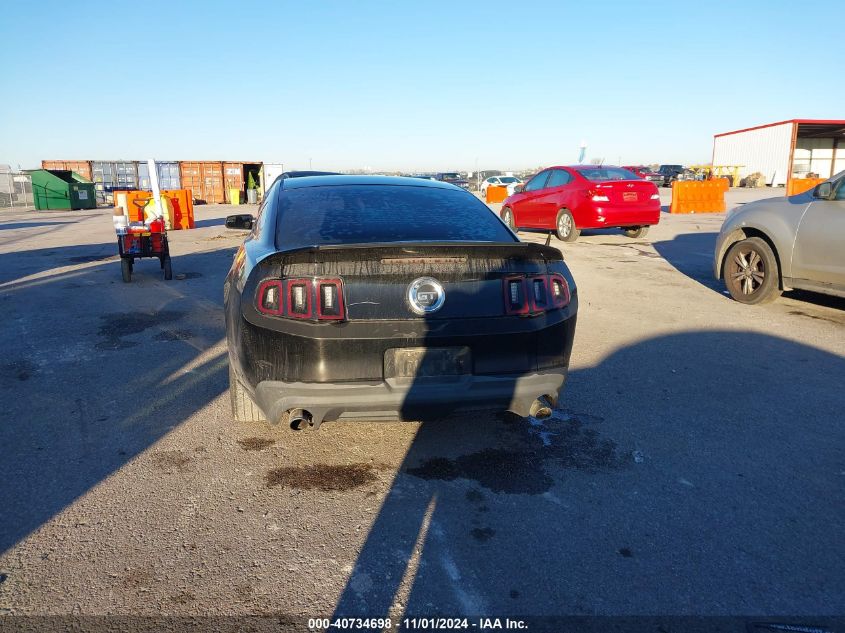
xmin=500 ymin=166 xmax=661 ymax=242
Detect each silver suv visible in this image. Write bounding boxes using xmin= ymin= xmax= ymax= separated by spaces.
xmin=714 ymin=171 xmax=845 ymax=304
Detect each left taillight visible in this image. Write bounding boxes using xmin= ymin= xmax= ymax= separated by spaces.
xmin=316 ymin=279 xmax=345 ymax=320
xmin=256 ymin=280 xmax=283 ymax=315
xmin=255 ymin=278 xmax=345 ymax=321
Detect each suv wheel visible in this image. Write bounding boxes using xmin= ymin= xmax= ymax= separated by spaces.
xmin=724 ymin=237 xmax=781 ymax=304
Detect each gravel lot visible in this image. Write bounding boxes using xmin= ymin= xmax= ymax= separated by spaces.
xmin=0 ymin=191 xmax=843 ymax=623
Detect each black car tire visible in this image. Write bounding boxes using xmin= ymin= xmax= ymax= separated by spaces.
xmin=623 ymin=226 xmax=649 ymax=239
xmin=121 ymin=258 xmax=132 ymax=283
xmin=501 ymin=207 xmax=518 ymax=233
xmin=724 ymin=237 xmax=781 ymax=305
xmin=163 ymin=256 xmax=173 ymax=281
xmin=229 ymin=364 xmax=267 ymax=423
xmin=555 ymin=209 xmax=580 ymax=242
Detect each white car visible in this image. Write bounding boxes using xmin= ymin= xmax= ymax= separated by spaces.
xmin=480 ymin=176 xmax=523 ymax=197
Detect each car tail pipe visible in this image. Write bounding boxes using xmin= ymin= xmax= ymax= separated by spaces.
xmin=288 ymin=408 xmax=313 ymax=430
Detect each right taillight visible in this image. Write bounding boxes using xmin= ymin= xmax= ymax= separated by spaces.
xmin=589 ymin=188 xmax=610 ymax=202
xmin=549 ymin=274 xmax=571 ymax=308
xmin=505 ymin=274 xmax=570 ymax=315
xmin=316 ymin=278 xmax=344 ymax=320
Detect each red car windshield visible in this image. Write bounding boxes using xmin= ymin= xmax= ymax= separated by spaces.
xmin=577 ymin=167 xmax=640 ymax=182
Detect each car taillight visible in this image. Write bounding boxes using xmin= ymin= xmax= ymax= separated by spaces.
xmin=549 ymin=274 xmax=571 ymax=308
xmin=287 ymin=279 xmax=313 ymax=319
xmin=504 ymin=276 xmax=529 ymax=315
xmin=529 ymin=276 xmax=549 ymax=311
xmin=650 ymin=193 xmax=660 ymax=200
xmin=589 ymin=189 xmax=609 ymax=202
xmin=505 ymin=274 xmax=570 ymax=315
xmin=317 ymin=279 xmax=344 ymax=320
xmin=257 ymin=280 xmax=283 ymax=315
xmin=255 ymin=277 xmax=346 ymax=321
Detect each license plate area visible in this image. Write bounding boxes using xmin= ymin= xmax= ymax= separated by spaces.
xmin=385 ymin=347 xmax=471 ymax=379
xmin=622 ymin=191 xmax=638 ymax=202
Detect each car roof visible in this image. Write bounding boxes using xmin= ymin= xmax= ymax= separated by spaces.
xmin=280 ymin=174 xmax=462 ymax=190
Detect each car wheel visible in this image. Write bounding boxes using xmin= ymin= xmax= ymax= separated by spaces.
xmin=623 ymin=226 xmax=649 ymax=238
xmin=502 ymin=207 xmax=518 ymax=233
xmin=229 ymin=364 xmax=267 ymax=423
xmin=555 ymin=209 xmax=580 ymax=242
xmin=121 ymin=258 xmax=132 ymax=283
xmin=724 ymin=237 xmax=781 ymax=305
xmin=163 ymin=256 xmax=173 ymax=280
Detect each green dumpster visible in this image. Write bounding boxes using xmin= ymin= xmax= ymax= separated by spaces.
xmin=27 ymin=169 xmax=97 ymax=210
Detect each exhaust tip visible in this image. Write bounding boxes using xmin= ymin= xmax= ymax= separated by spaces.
xmin=529 ymin=398 xmax=553 ymax=420
xmin=288 ymin=408 xmax=313 ymax=431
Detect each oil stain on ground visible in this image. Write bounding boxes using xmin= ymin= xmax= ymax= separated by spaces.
xmin=237 ymin=437 xmax=275 ymax=451
xmin=151 ymin=450 xmax=193 ymax=473
xmin=265 ymin=463 xmax=381 ymax=492
xmin=406 ymin=412 xmax=622 ymax=494
xmin=174 ymin=272 xmax=203 ymax=280
xmin=96 ymin=311 xmax=185 ymax=350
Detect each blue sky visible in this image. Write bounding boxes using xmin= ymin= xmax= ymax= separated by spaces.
xmin=1 ymin=0 xmax=842 ymax=172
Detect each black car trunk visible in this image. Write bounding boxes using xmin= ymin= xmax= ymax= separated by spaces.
xmin=254 ymin=242 xmax=564 ymax=320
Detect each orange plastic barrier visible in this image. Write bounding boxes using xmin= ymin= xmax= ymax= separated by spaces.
xmin=786 ymin=178 xmax=825 ymax=196
xmin=669 ymin=180 xmax=727 ymax=214
xmin=485 ymin=185 xmax=509 ymax=204
xmin=114 ymin=189 xmax=195 ymax=229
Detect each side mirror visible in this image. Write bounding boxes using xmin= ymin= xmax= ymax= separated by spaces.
xmin=514 ymin=184 xmax=525 ymax=194
xmin=225 ymin=214 xmax=254 ymax=230
xmin=813 ymin=182 xmax=832 ymax=199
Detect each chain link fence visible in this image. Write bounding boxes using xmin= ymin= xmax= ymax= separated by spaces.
xmin=0 ymin=166 xmax=34 ymax=210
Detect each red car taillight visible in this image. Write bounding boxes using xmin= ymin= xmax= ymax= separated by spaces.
xmin=589 ymin=188 xmax=609 ymax=202
xmin=504 ymin=274 xmax=570 ymax=315
xmin=255 ymin=277 xmax=345 ymax=321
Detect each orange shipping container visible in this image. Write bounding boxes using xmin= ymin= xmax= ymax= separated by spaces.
xmin=41 ymin=160 xmax=92 ymax=182
xmin=179 ymin=161 xmax=225 ymax=204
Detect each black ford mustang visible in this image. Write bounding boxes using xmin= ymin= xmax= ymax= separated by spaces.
xmin=224 ymin=175 xmax=577 ymax=429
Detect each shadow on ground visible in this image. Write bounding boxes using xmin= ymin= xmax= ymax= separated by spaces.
xmin=328 ymin=330 xmax=844 ymax=618
xmin=0 ymin=243 xmax=237 ymax=554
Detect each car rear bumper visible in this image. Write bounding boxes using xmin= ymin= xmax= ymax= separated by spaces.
xmin=253 ymin=367 xmax=569 ymax=427
xmin=582 ymin=204 xmax=661 ymax=229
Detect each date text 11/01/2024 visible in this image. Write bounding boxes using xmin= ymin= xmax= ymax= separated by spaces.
xmin=310 ymin=617 xmax=529 ymax=630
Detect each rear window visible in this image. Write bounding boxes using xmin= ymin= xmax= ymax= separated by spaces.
xmin=499 ymin=177 xmax=519 ymax=183
xmin=274 ymin=185 xmax=516 ymax=249
xmin=576 ymin=167 xmax=639 ymax=182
